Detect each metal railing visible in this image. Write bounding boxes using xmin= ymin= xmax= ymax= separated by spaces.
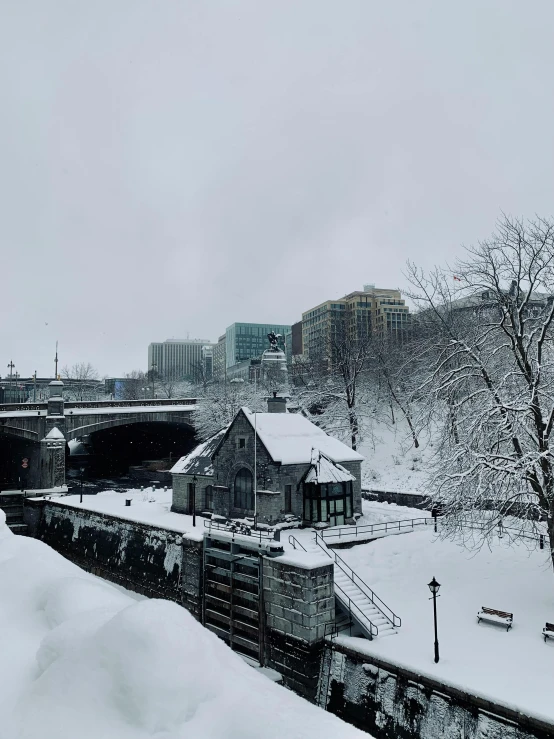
xmin=320 ymin=516 xmax=436 ymax=543
xmin=0 ymin=397 xmax=197 ymax=413
xmin=333 ymin=581 xmax=379 ymax=638
xmin=288 ymin=534 xmax=307 ymax=551
xmin=314 ymin=531 xmax=402 ymax=628
xmin=204 ymin=518 xmax=274 ymax=542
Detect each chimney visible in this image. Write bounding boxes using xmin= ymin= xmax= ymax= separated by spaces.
xmin=267 ymin=391 xmax=287 ymax=413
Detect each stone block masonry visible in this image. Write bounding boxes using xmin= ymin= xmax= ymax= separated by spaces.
xmin=319 ymin=641 xmax=554 ymax=739
xmin=26 ymin=499 xmax=203 ymax=608
xmin=263 ymin=555 xmax=334 ymax=700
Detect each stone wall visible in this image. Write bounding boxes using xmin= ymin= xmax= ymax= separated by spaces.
xmin=171 ymin=473 xmax=213 ymax=514
xmin=26 ymin=499 xmax=203 ymax=608
xmin=263 ymin=555 xmax=334 ymax=700
xmin=362 ymin=489 xmax=428 ymax=510
xmin=319 ymin=641 xmax=554 ymax=739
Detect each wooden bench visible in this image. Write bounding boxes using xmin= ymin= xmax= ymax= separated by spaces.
xmin=543 ymin=622 xmax=554 ymax=642
xmin=477 ymin=607 xmax=513 ymax=631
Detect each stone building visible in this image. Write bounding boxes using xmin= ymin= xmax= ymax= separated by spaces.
xmin=170 ymin=427 xmax=227 ymax=514
xmin=171 ymin=395 xmax=362 ymax=525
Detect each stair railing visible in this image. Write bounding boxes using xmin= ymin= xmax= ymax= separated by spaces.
xmin=313 ymin=531 xmax=402 ymax=628
xmin=288 ymin=534 xmax=307 ymax=552
xmin=333 ymin=581 xmax=378 ymax=639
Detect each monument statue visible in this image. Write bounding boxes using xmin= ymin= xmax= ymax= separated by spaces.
xmin=267 ymin=332 xmax=283 ymax=352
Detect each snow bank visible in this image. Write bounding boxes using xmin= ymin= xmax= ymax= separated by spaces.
xmin=0 ymin=532 xmax=366 ymax=739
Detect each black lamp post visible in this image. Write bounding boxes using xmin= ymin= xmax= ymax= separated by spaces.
xmin=428 ymin=576 xmax=441 ymax=663
xmin=79 ymin=467 xmax=85 ymax=504
xmin=192 ymin=475 xmax=197 ymax=527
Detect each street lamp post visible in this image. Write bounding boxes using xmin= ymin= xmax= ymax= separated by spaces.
xmin=79 ymin=467 xmax=85 ymax=504
xmin=192 ymin=475 xmax=197 ymax=527
xmin=428 ymin=577 xmax=441 ymax=664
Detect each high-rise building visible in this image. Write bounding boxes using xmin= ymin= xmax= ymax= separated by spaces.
xmin=225 ymin=323 xmax=290 ymax=369
xmin=148 ymin=339 xmax=215 ymax=381
xmin=301 ymin=286 xmax=410 ymax=359
xmin=201 ymin=345 xmax=213 ymax=381
xmin=212 ymin=334 xmax=226 ymax=381
xmin=284 ymin=321 xmax=303 ymax=365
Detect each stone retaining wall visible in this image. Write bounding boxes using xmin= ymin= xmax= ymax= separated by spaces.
xmin=319 ymin=641 xmax=554 ymax=739
xmin=25 ymin=499 xmax=203 ymax=607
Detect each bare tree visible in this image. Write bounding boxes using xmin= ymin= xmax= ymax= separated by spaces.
xmin=369 ymin=334 xmax=421 ymax=448
xmin=192 ymin=380 xmax=266 ymax=441
xmin=407 ymin=214 xmax=554 ymax=570
xmin=60 ymin=362 xmax=101 ymax=400
xmin=153 ymin=371 xmax=194 ymax=399
xmin=292 ymin=324 xmax=374 ymax=450
xmin=120 ymin=370 xmax=147 ymax=400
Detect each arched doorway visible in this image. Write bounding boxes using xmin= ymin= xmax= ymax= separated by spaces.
xmin=233 ymin=468 xmax=254 ymax=510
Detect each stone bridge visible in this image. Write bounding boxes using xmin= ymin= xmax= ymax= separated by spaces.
xmin=0 ymin=381 xmax=197 ymax=490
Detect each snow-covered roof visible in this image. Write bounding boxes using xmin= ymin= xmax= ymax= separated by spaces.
xmin=304 ymin=452 xmax=355 ymax=484
xmin=170 ymin=427 xmax=228 ymax=476
xmin=45 ymin=426 xmax=65 ymax=440
xmin=242 ymin=408 xmax=363 ymax=465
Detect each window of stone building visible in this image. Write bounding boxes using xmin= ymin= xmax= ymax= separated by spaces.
xmin=238 ymin=437 xmax=246 ymax=449
xmin=234 ymin=467 xmax=254 ymax=510
xmin=303 ymin=480 xmax=353 ymax=527
xmin=284 ymin=484 xmax=292 ymax=512
xmin=205 ymin=484 xmax=213 ymax=510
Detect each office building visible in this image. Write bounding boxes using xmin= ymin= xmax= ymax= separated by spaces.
xmin=212 ymin=335 xmax=226 ymax=381
xmin=201 ymin=345 xmax=213 ymax=381
xmin=301 ymin=285 xmax=410 ymax=359
xmin=225 ymin=323 xmax=290 ymax=369
xmin=148 ymin=339 xmax=215 ymax=381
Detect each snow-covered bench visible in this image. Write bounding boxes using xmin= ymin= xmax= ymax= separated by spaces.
xmin=543 ymin=622 xmax=554 ymax=642
xmin=477 ymin=607 xmax=513 ymax=631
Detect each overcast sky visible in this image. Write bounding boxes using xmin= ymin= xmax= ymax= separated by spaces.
xmin=2 ymin=0 xmax=554 ymax=377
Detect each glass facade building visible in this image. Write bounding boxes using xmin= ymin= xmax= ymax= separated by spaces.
xmin=225 ymin=323 xmax=290 ymax=368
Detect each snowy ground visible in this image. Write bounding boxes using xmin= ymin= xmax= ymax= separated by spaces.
xmin=0 ymin=511 xmax=366 ymax=739
xmin=52 ymin=487 xmax=208 ymax=537
xmin=52 ymin=489 xmax=428 ymax=544
xmin=337 ymin=527 xmax=554 ymax=722
xmin=358 ymin=417 xmax=436 ymax=493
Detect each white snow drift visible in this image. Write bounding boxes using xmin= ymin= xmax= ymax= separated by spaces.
xmin=0 ymin=510 xmax=365 ymax=739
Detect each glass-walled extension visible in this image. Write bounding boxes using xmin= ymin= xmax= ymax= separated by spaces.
xmin=303 ymin=481 xmax=353 ymax=527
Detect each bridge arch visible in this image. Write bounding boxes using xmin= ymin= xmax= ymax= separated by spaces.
xmin=0 ymin=425 xmax=40 ymax=443
xmin=65 ymin=414 xmax=195 ymax=441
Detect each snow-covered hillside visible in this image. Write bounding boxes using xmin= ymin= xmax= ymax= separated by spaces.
xmin=0 ymin=511 xmax=366 ymax=739
xmin=358 ymin=416 xmax=435 ymax=493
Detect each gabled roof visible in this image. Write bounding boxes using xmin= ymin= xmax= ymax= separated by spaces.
xmin=241 ymin=408 xmax=363 ymax=465
xmin=304 ymin=451 xmax=355 ymax=484
xmin=170 ymin=427 xmax=228 ymax=476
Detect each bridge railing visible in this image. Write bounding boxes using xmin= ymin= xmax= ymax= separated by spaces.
xmin=0 ymin=398 xmax=198 ymax=413
xmin=63 ymin=398 xmax=198 ymax=409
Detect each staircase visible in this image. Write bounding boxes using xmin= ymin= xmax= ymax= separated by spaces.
xmin=289 ymin=532 xmax=401 ymax=640
xmin=0 ymin=493 xmax=28 ymax=535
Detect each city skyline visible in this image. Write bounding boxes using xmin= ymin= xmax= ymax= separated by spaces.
xmin=4 ymin=1 xmax=554 ymax=376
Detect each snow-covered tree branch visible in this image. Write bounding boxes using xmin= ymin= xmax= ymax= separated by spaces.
xmin=406 ymin=215 xmax=554 ymax=570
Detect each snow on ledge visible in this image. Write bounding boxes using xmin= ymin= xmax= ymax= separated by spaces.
xmin=273 ymin=551 xmax=332 ymax=570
